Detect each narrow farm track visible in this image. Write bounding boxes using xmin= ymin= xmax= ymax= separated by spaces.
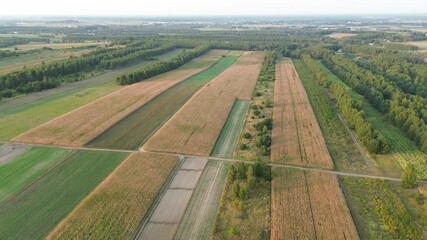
xmin=5 ymin=141 xmax=425 ymax=184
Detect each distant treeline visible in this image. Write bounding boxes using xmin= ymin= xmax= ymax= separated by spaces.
xmin=0 ymin=42 xmax=177 ymax=98
xmin=0 ymin=37 xmax=50 ymax=48
xmin=116 ymin=45 xmax=210 ymax=85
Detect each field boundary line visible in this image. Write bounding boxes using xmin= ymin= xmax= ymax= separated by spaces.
xmin=0 ymin=149 xmax=77 ymax=208
xmin=131 ymin=156 xmax=185 ymax=240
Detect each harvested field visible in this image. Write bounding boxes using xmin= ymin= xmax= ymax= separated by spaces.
xmin=211 ymin=99 xmax=250 ymax=158
xmin=175 ymin=161 xmax=228 ymax=240
xmin=0 ymin=150 xmax=126 ymax=239
xmin=404 ymin=41 xmax=427 ymax=50
xmin=0 ymin=142 xmax=29 ymax=165
xmin=0 ymin=146 xmax=70 ymax=203
xmin=13 ymin=50 xmax=227 ymax=147
xmin=0 ymin=49 xmax=185 ymax=141
xmin=86 ymin=55 xmax=238 ymax=150
xmin=271 ymin=60 xmax=333 ymax=169
xmin=145 ymin=51 xmax=265 ymax=156
xmin=327 ymin=33 xmax=357 ymax=39
xmin=47 ymin=153 xmax=177 ymax=240
xmin=137 ymin=157 xmax=207 ymax=240
xmin=271 ymin=168 xmax=359 ymax=240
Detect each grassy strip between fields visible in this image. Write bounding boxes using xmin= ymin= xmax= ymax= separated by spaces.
xmin=0 ymin=49 xmax=185 ymax=141
xmin=0 ymin=150 xmax=127 ymax=239
xmin=293 ymin=59 xmax=369 ymax=173
xmin=317 ymin=60 xmax=427 ymax=179
xmin=211 ymin=99 xmax=250 ymax=158
xmin=47 ymin=153 xmax=177 ymax=240
xmin=0 ymin=146 xmax=71 ymax=203
xmin=212 ymin=162 xmax=271 ymax=240
xmin=86 ymin=54 xmax=238 ymax=150
xmin=175 ymin=161 xmax=228 ymax=240
xmin=341 ymin=176 xmax=423 ymax=239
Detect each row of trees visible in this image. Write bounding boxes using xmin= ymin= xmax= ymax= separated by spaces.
xmin=0 ymin=37 xmax=49 ymax=48
xmin=0 ymin=41 xmax=176 ymax=98
xmin=116 ymin=45 xmax=211 ymax=85
xmin=302 ymin=54 xmax=390 ymax=154
xmin=318 ymin=50 xmax=427 ymax=153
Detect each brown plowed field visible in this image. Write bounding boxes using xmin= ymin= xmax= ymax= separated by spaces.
xmin=271 ymin=59 xmax=333 ymax=169
xmin=13 ymin=50 xmax=228 ymax=147
xmin=144 ymin=51 xmax=264 ymax=156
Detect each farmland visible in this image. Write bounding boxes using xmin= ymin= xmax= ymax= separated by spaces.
xmin=0 ymin=145 xmax=70 ymax=203
xmin=211 ymin=99 xmax=250 ymax=158
xmin=86 ymin=53 xmax=238 ymax=150
xmin=47 ymin=153 xmax=177 ymax=240
xmin=175 ymin=161 xmax=228 ymax=240
xmin=271 ymin=59 xmax=333 ymax=169
xmin=271 ymin=168 xmax=359 ymax=240
xmin=0 ymin=48 xmax=94 ymax=75
xmin=14 ymin=50 xmax=227 ymax=147
xmin=0 ymin=41 xmax=110 ymax=51
xmin=137 ymin=157 xmax=207 ymax=240
xmin=293 ymin=60 xmax=371 ymax=173
xmin=317 ymin=61 xmax=427 ymax=178
xmin=0 ymin=150 xmax=126 ymax=239
xmin=145 ymin=51 xmax=265 ymax=156
xmin=0 ymin=48 xmax=185 ymax=141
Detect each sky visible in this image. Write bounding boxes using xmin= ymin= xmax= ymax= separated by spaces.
xmin=1 ymin=0 xmax=426 ymax=16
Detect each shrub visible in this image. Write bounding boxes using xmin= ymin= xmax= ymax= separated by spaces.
xmin=402 ymin=164 xmax=417 ymax=189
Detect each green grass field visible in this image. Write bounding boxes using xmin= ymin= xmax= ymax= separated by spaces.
xmin=0 ymin=146 xmax=71 ymax=203
xmin=0 ymin=49 xmax=185 ymax=141
xmin=0 ymin=150 xmax=126 ymax=239
xmin=293 ymin=60 xmax=370 ymax=173
xmin=211 ymin=99 xmax=250 ymax=158
xmin=175 ymin=161 xmax=228 ymax=240
xmin=86 ymin=54 xmax=238 ymax=150
xmin=317 ymin=61 xmax=427 ymax=178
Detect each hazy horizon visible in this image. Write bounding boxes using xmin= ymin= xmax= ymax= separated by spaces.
xmin=1 ymin=0 xmax=427 ymax=16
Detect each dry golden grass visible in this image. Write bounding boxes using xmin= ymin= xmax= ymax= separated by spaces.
xmin=271 ymin=60 xmax=334 ymax=169
xmin=271 ymin=168 xmax=359 ymax=240
xmin=327 ymin=33 xmax=357 ymax=39
xmin=46 ymin=153 xmax=177 ymax=240
xmin=144 ymin=51 xmax=265 ymax=156
xmin=14 ymin=50 xmax=227 ymax=147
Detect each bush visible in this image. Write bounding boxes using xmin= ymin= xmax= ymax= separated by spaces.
xmin=239 ymin=143 xmax=248 ymax=150
xmin=243 ymin=133 xmax=252 ymax=139
xmin=402 ymin=164 xmax=417 ymax=189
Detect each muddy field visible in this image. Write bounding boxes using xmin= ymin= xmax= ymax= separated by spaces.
xmin=0 ymin=143 xmax=29 ymax=165
xmin=175 ymin=161 xmax=228 ymax=240
xmin=144 ymin=52 xmax=265 ymax=156
xmin=137 ymin=157 xmax=207 ymax=240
